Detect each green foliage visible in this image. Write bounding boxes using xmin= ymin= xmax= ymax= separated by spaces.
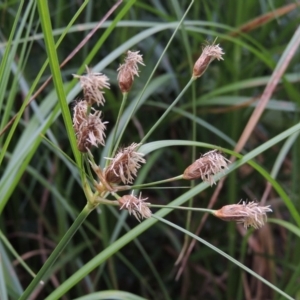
xmin=0 ymin=1 xmax=300 ymax=299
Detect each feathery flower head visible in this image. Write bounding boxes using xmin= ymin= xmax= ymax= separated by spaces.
xmin=183 ymin=150 xmax=230 ymax=186
xmin=193 ymin=42 xmax=224 ymax=78
xmin=104 ymin=143 xmax=146 ymax=184
xmin=214 ymin=201 xmax=272 ymax=229
xmin=72 ymin=100 xmax=88 ymax=132
xmin=118 ymin=193 xmax=152 ymax=221
xmin=117 ymin=50 xmax=145 ymax=93
xmin=73 ymin=66 xmax=110 ymax=106
xmin=75 ymin=109 xmax=107 ymax=152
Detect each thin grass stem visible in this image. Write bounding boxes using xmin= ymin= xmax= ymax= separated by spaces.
xmin=19 ymin=205 xmax=93 ymax=300
xmin=140 ymin=77 xmax=195 ymax=143
xmin=149 ymin=205 xmax=215 ymax=213
xmin=109 ymin=92 xmax=128 ymax=161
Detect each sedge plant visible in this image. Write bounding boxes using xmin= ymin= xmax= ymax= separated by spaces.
xmin=1 ymin=1 xmax=300 ymax=300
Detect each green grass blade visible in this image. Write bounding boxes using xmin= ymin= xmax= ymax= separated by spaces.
xmin=153 ymin=215 xmax=294 ymax=300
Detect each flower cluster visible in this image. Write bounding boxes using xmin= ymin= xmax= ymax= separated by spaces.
xmin=70 ymin=43 xmax=273 ymax=229
xmin=73 ymin=66 xmax=110 ymax=106
xmin=193 ymin=43 xmax=224 ymax=78
xmin=118 ymin=193 xmax=152 ymax=221
xmin=183 ymin=150 xmax=230 ymax=185
xmin=214 ymin=201 xmax=272 ymax=229
xmin=73 ymin=100 xmax=107 ymax=152
xmin=104 ymin=143 xmax=146 ymax=185
xmin=72 ymin=53 xmax=147 ymax=218
xmin=117 ymin=50 xmax=145 ymax=93
xmin=72 ymin=66 xmax=110 ymax=152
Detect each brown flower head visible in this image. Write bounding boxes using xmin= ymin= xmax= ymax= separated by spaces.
xmin=72 ymin=100 xmax=88 ymax=132
xmin=117 ymin=50 xmax=145 ymax=93
xmin=193 ymin=43 xmax=224 ymax=78
xmin=104 ymin=143 xmax=146 ymax=184
xmin=183 ymin=150 xmax=230 ymax=185
xmin=214 ymin=201 xmax=272 ymax=229
xmin=118 ymin=193 xmax=151 ymax=221
xmin=74 ymin=107 xmax=107 ymax=152
xmin=73 ymin=66 xmax=110 ymax=106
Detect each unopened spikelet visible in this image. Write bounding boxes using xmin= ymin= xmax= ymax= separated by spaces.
xmin=183 ymin=150 xmax=230 ymax=185
xmin=117 ymin=50 xmax=145 ymax=93
xmin=214 ymin=201 xmax=272 ymax=229
xmin=193 ymin=43 xmax=224 ymax=78
xmin=118 ymin=193 xmax=151 ymax=221
xmin=73 ymin=105 xmax=107 ymax=152
xmin=73 ymin=66 xmax=110 ymax=106
xmin=104 ymin=143 xmax=146 ymax=184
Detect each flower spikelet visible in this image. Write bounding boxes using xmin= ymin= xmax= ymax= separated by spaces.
xmin=118 ymin=193 xmax=152 ymax=221
xmin=183 ymin=150 xmax=230 ymax=185
xmin=75 ymin=108 xmax=107 ymax=152
xmin=193 ymin=43 xmax=224 ymax=78
xmin=117 ymin=50 xmax=145 ymax=93
xmin=73 ymin=66 xmax=110 ymax=106
xmin=104 ymin=143 xmax=146 ymax=184
xmin=214 ymin=201 xmax=272 ymax=229
xmin=73 ymin=100 xmax=88 ymax=132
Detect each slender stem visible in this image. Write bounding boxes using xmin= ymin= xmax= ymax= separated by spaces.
xmin=83 ymin=153 xmax=94 ymax=182
xmin=0 ymin=230 xmax=37 ymax=280
xmin=113 ymin=3 xmax=195 ymax=152
xmin=152 ymin=215 xmax=294 ymax=300
xmin=108 ymin=92 xmax=128 ymax=161
xmin=95 ymin=197 xmax=119 ymax=206
xmin=19 ymin=205 xmax=93 ymax=300
xmin=149 ymin=204 xmax=215 ymax=213
xmin=140 ymin=77 xmax=195 ymax=143
xmin=127 ymin=175 xmax=183 ymax=189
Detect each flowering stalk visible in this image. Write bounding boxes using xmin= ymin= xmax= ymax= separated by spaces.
xmin=192 ymin=41 xmax=224 ymax=79
xmin=150 ymin=201 xmax=272 ymax=230
xmin=108 ymin=92 xmax=128 ymax=159
xmin=213 ymin=201 xmax=272 ymax=229
xmin=141 ymin=42 xmax=224 ymax=143
xmin=141 ymin=77 xmax=195 ymax=143
xmin=149 ymin=204 xmax=214 ymax=213
xmin=72 ymin=66 xmax=110 ymax=153
xmin=117 ymin=50 xmax=145 ymax=93
xmin=118 ymin=175 xmax=184 ymax=191
xmin=108 ymin=51 xmax=144 ymax=158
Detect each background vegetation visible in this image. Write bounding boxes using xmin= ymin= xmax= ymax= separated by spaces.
xmin=0 ymin=0 xmax=300 ymax=299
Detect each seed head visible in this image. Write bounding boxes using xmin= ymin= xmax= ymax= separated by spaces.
xmin=214 ymin=201 xmax=272 ymax=229
xmin=118 ymin=193 xmax=151 ymax=221
xmin=117 ymin=50 xmax=145 ymax=93
xmin=73 ymin=100 xmax=88 ymax=132
xmin=104 ymin=143 xmax=146 ymax=184
xmin=74 ymin=108 xmax=107 ymax=152
xmin=73 ymin=66 xmax=110 ymax=106
xmin=193 ymin=43 xmax=224 ymax=78
xmin=183 ymin=150 xmax=230 ymax=185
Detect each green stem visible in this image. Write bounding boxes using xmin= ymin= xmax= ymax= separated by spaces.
xmin=149 ymin=204 xmax=215 ymax=213
xmin=153 ymin=215 xmax=294 ymax=300
xmin=19 ymin=205 xmax=93 ymax=300
xmin=0 ymin=230 xmax=36 ymax=279
xmin=140 ymin=77 xmax=195 ymax=143
xmin=127 ymin=175 xmax=183 ymax=189
xmin=95 ymin=197 xmax=119 ymax=206
xmin=112 ymin=2 xmax=195 ymax=152
xmin=109 ymin=92 xmax=129 ymax=160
